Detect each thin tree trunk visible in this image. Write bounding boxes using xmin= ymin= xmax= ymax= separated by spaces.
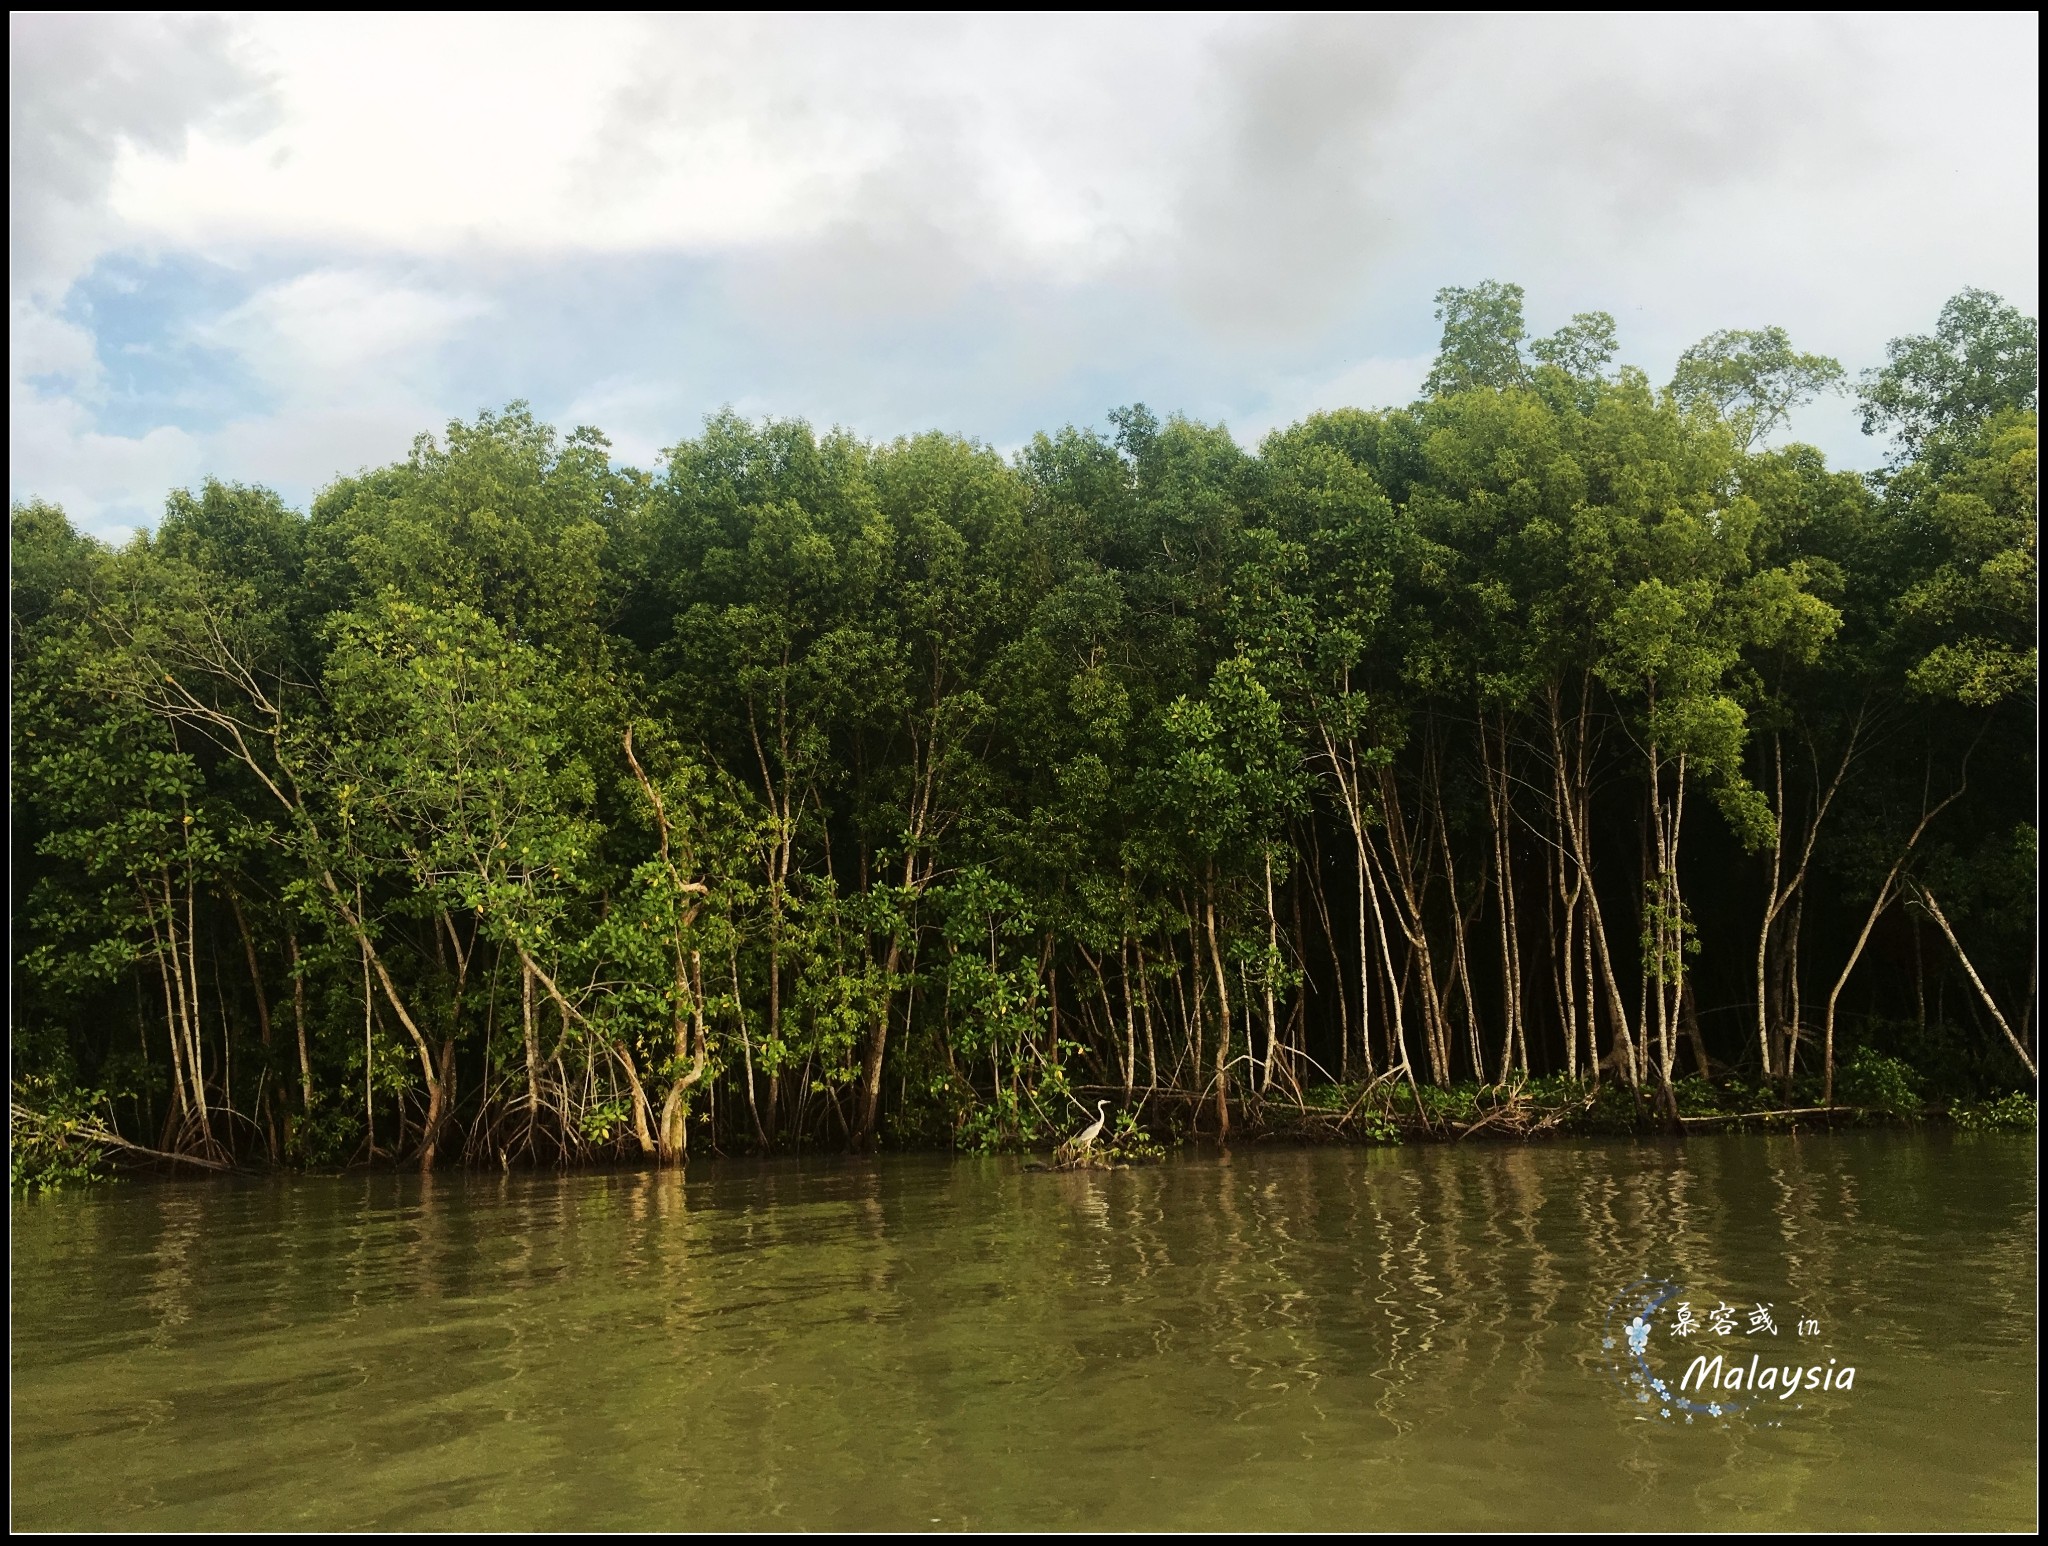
xmin=1360 ymin=831 xmax=1411 ymax=1085
xmin=1682 ymin=976 xmax=1711 ymax=1080
xmin=362 ymin=935 xmax=376 ymax=1158
xmin=1780 ymin=891 xmax=1807 ymax=1091
xmin=1303 ymin=821 xmax=1352 ymax=1080
xmin=1206 ymin=894 xmax=1232 ymax=1140
xmin=733 ymin=945 xmax=769 ymax=1147
xmin=1821 ymin=748 xmax=1976 ymax=1103
xmin=1137 ymin=939 xmax=1158 ymax=1095
xmin=1913 ymin=886 xmax=2036 ymax=1077
xmin=149 ymin=910 xmax=191 ymax=1139
xmin=1433 ymin=763 xmax=1485 ymax=1084
xmin=227 ymin=893 xmax=275 ymax=1154
xmin=1755 ymin=716 xmax=1862 ymax=1080
xmin=1483 ymin=707 xmax=1526 ymax=1078
xmin=522 ymin=956 xmax=541 ymax=1116
xmin=1120 ymin=936 xmax=1138 ymax=1103
xmin=1261 ymin=850 xmax=1282 ymax=1095
xmin=159 ymin=870 xmax=211 ymax=1145
xmin=288 ymin=931 xmax=312 ymax=1113
xmin=1548 ymin=683 xmax=1637 ymax=1086
xmin=1373 ymin=766 xmax=1449 ymax=1084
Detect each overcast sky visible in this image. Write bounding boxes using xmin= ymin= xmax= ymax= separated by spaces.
xmin=11 ymin=12 xmax=2039 ymax=539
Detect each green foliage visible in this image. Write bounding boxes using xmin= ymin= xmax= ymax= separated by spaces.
xmin=1890 ymin=413 xmax=2037 ymax=707
xmin=1529 ymin=311 xmax=1619 ymax=383
xmin=1670 ymin=327 xmax=1845 ymax=450
xmin=1859 ymin=289 xmax=2038 ymax=464
xmin=1350 ymin=1108 xmax=1402 ymax=1145
xmin=288 ymin=1094 xmax=363 ymax=1168
xmin=1950 ymin=1093 xmax=2037 ymax=1132
xmin=1424 ymin=281 xmax=1530 ymax=396
xmin=1573 ymin=1081 xmax=1650 ymax=1135
xmin=577 ymin=1099 xmax=632 ymax=1145
xmin=1415 ymin=1083 xmax=1482 ymax=1125
xmin=1669 ymin=1076 xmax=1725 ymax=1118
xmin=1835 ymin=1050 xmax=1923 ymax=1117
xmin=956 ymin=1084 xmax=1057 ymax=1154
xmin=1103 ymin=1111 xmax=1166 ymax=1163
xmin=10 ymin=1077 xmax=114 ymax=1195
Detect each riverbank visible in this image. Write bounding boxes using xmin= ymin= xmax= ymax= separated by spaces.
xmin=1061 ymin=1073 xmax=2036 ymax=1165
xmin=1258 ymin=1068 xmax=2038 ymax=1144
xmin=12 ymin=1060 xmax=2035 ymax=1194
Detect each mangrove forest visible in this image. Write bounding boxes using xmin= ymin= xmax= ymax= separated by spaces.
xmin=9 ymin=283 xmax=2038 ymax=1180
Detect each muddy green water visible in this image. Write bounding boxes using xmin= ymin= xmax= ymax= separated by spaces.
xmin=10 ymin=1133 xmax=2037 ymax=1531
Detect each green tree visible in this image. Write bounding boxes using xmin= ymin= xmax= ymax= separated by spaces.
xmin=1423 ymin=281 xmax=1530 ymax=396
xmin=1670 ymin=327 xmax=1845 ymax=451
xmin=1859 ymin=288 xmax=2038 ymax=464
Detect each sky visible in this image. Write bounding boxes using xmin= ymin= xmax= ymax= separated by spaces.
xmin=10 ymin=11 xmax=2039 ymax=540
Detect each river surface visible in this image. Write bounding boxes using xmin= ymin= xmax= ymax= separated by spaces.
xmin=11 ymin=1132 xmax=2037 ymax=1531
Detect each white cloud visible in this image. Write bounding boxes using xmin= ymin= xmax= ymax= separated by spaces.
xmin=9 ymin=12 xmax=273 ymax=301
xmin=10 ymin=299 xmax=100 ymax=387
xmin=204 ymin=402 xmax=445 ymax=498
xmin=9 ymin=11 xmax=2038 ymax=528
xmin=197 ymin=268 xmax=492 ymax=395
xmin=10 ymin=381 xmax=201 ymax=540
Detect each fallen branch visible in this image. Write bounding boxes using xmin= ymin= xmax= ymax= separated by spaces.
xmin=1675 ymin=1106 xmax=1854 ymax=1129
xmin=11 ymin=1105 xmax=241 ymax=1172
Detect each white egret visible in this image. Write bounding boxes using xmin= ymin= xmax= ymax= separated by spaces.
xmin=1071 ymin=1100 xmax=1111 ymax=1151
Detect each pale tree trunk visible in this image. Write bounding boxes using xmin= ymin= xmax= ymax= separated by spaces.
xmin=522 ymin=957 xmax=541 ymax=1116
xmin=1301 ymin=825 xmax=1353 ymax=1080
xmin=1913 ymin=886 xmax=2035 ymax=1078
xmin=1776 ymin=892 xmax=1807 ymax=1084
xmin=1547 ymin=681 xmax=1637 ymax=1086
xmin=1206 ymin=894 xmax=1232 ymax=1140
xmin=623 ymin=727 xmax=712 ymax=1161
xmin=1359 ymin=828 xmax=1412 ymax=1087
xmin=1120 ymin=936 xmax=1139 ymax=1103
xmin=147 ymin=903 xmax=194 ymax=1143
xmin=1431 ymin=753 xmax=1485 ymax=1083
xmin=1642 ymin=733 xmax=1688 ymax=1113
xmin=333 ymin=876 xmax=442 ymax=1136
xmin=1481 ymin=706 xmax=1527 ymax=1079
xmin=1181 ymin=910 xmax=1204 ymax=1122
xmin=1260 ymin=851 xmax=1282 ymax=1095
xmin=1755 ymin=717 xmax=1862 ymax=1079
xmin=157 ymin=869 xmax=213 ymax=1151
xmin=1373 ymin=765 xmax=1452 ymax=1084
xmin=288 ymin=931 xmax=313 ymax=1113
xmin=1551 ymin=812 xmax=1583 ymax=1083
xmin=746 ymin=698 xmax=797 ymax=1146
xmin=858 ymin=709 xmax=944 ymax=1143
xmin=1136 ymin=939 xmax=1158 ymax=1094
xmin=361 ymin=934 xmax=376 ymax=1157
xmin=733 ymin=945 xmax=769 ymax=1147
xmin=1821 ymin=748 xmax=1977 ymax=1103
xmin=1313 ymin=717 xmax=1380 ymax=1079
xmin=227 ymin=890 xmax=277 ymax=1160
